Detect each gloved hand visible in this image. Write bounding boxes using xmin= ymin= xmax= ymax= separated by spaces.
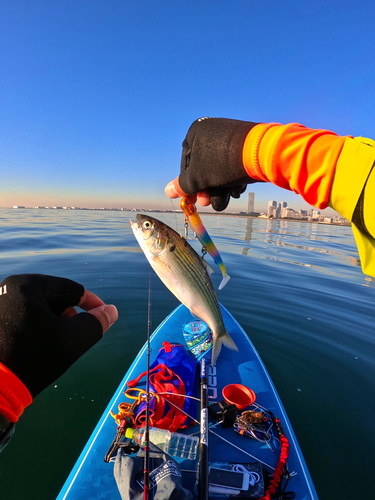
xmin=0 ymin=274 xmax=118 ymax=397
xmin=165 ymin=117 xmax=260 ymax=211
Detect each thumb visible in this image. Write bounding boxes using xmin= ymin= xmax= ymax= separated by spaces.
xmin=165 ymin=177 xmax=187 ymax=198
xmin=87 ymin=304 xmax=118 ymax=333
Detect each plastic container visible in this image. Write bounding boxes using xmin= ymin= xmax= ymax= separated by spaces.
xmin=125 ymin=426 xmax=199 ymax=460
xmin=222 ymin=384 xmax=256 ymax=410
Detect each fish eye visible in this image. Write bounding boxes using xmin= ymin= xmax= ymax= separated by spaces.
xmin=143 ymin=220 xmax=152 ymax=229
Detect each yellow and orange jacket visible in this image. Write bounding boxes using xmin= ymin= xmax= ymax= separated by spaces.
xmin=242 ymin=123 xmax=375 ymax=277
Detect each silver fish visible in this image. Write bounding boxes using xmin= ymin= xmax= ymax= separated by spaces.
xmin=130 ymin=214 xmax=238 ymax=365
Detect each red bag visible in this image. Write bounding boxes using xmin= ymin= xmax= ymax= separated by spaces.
xmin=127 ymin=342 xmax=197 ymax=432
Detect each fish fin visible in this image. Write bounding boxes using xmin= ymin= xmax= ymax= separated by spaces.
xmin=211 ymin=330 xmax=238 ymax=366
xmin=218 ymin=274 xmax=231 ymax=290
xmin=199 ymin=255 xmax=215 ymax=276
xmin=211 ymin=337 xmax=223 ymax=367
xmin=221 ymin=331 xmax=238 ymax=352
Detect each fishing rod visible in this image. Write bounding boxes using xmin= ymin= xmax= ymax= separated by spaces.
xmin=180 ymin=197 xmax=212 ymax=500
xmin=143 ymin=267 xmax=152 ymax=500
xmin=198 ymin=357 xmax=209 ymax=500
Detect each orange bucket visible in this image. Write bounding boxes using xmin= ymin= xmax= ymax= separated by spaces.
xmin=222 ymin=384 xmax=256 ymax=410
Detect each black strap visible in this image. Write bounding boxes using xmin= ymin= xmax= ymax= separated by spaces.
xmin=352 ymin=190 xmax=368 ymax=234
xmin=351 ymin=161 xmax=375 ymax=236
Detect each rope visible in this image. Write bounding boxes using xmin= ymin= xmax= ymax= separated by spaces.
xmin=258 ymin=417 xmax=290 ymax=500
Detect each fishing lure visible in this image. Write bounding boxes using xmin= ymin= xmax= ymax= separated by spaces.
xmin=180 ymin=196 xmax=230 ymax=290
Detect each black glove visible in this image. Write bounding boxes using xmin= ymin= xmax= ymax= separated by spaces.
xmin=179 ymin=117 xmax=259 ymax=211
xmin=0 ymin=274 xmax=103 ymax=397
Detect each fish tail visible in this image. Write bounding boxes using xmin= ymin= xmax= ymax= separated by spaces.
xmin=211 ymin=329 xmax=238 ymax=366
xmin=218 ymin=273 xmax=230 ymax=290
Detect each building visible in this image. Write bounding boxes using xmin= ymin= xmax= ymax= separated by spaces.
xmin=312 ymin=210 xmax=320 ymax=219
xmin=283 ymin=207 xmax=296 ymax=218
xmin=268 ymin=200 xmax=277 ymax=218
xmin=277 ymin=201 xmax=287 ymax=218
xmin=247 ymin=192 xmax=255 ymax=214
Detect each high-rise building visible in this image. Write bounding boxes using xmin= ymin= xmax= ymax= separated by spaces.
xmin=277 ymin=201 xmax=287 ymax=218
xmin=247 ymin=192 xmax=255 ymax=214
xmin=268 ymin=200 xmax=277 ymax=217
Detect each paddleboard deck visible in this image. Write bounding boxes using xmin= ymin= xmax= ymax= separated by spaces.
xmin=56 ymin=304 xmax=318 ymax=499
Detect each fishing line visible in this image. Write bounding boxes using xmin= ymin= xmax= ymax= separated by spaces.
xmin=143 ymin=266 xmax=152 ymax=500
xmin=156 ymin=392 xmax=201 ymax=403
xmin=155 ymin=392 xmax=201 ymax=426
xmin=169 ymin=198 xmax=180 ymax=233
xmin=208 ymin=428 xmax=275 ymax=471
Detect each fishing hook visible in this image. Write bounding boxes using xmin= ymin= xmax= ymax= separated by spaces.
xmin=184 ymin=217 xmax=197 ymax=241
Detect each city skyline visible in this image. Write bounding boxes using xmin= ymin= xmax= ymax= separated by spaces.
xmin=7 ymin=191 xmax=339 ymax=217
xmin=1 ymin=179 xmax=339 ymax=215
xmin=265 ymin=199 xmax=344 ymax=221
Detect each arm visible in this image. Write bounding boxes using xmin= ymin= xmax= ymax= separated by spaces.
xmin=0 ymin=274 xmax=118 ymax=450
xmin=166 ymin=118 xmax=375 ymax=276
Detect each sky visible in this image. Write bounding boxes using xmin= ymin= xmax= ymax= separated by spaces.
xmin=1 ymin=1 xmax=375 ymax=214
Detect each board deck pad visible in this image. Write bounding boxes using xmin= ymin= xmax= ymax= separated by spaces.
xmin=182 ymin=320 xmax=213 ymax=362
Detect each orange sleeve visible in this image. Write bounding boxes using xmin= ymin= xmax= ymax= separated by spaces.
xmin=242 ymin=123 xmax=349 ymax=209
xmin=0 ymin=363 xmax=32 ymax=422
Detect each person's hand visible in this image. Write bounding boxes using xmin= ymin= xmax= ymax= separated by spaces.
xmin=0 ymin=274 xmax=118 ymax=397
xmin=165 ymin=117 xmax=260 ymax=211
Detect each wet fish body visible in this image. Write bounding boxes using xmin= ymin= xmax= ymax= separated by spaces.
xmin=130 ymin=214 xmax=237 ymax=365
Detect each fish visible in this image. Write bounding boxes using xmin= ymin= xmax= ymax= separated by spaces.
xmin=130 ymin=214 xmax=238 ymax=365
xmin=180 ymin=196 xmax=230 ymax=290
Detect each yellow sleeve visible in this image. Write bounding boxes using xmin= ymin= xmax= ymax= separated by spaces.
xmin=329 ymin=137 xmax=375 ymax=277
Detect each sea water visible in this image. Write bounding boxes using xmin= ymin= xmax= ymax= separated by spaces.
xmin=0 ymin=208 xmax=374 ymax=500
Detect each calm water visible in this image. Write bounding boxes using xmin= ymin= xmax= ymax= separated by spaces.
xmin=0 ymin=209 xmax=374 ymax=500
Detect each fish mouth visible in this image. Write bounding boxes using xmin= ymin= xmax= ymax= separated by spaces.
xmin=129 ymin=219 xmax=139 ymax=234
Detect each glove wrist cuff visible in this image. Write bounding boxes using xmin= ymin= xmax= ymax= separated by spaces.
xmin=243 ymin=123 xmax=280 ymax=181
xmin=0 ymin=362 xmax=32 ymax=422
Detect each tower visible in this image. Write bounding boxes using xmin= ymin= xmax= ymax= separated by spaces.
xmin=278 ymin=201 xmax=287 ymax=218
xmin=268 ymin=200 xmax=277 ymax=217
xmin=247 ymin=192 xmax=255 ymax=214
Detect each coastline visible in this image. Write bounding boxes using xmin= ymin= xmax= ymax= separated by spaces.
xmin=4 ymin=206 xmax=350 ymax=227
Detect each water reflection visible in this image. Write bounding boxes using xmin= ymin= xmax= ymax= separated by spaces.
xmin=363 ymin=275 xmax=375 ymax=288
xmin=242 ymin=218 xmax=254 ymax=255
xmin=350 ymin=256 xmax=361 ymax=267
xmin=237 ymin=216 xmax=358 ymax=272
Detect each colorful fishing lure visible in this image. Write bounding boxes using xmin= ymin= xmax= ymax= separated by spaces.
xmin=180 ymin=196 xmax=230 ymax=290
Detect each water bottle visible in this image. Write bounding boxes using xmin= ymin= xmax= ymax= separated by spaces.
xmin=125 ymin=426 xmax=199 ymax=460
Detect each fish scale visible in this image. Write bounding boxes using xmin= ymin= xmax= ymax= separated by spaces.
xmin=161 ymin=232 xmax=221 ymax=319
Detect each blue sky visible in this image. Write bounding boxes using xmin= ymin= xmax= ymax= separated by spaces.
xmin=1 ymin=1 xmax=375 ymax=213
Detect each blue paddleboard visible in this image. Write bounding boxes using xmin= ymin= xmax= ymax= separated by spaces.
xmin=57 ymin=304 xmax=319 ymax=499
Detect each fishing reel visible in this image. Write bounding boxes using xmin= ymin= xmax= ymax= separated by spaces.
xmin=208 ymin=400 xmax=238 ymax=428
